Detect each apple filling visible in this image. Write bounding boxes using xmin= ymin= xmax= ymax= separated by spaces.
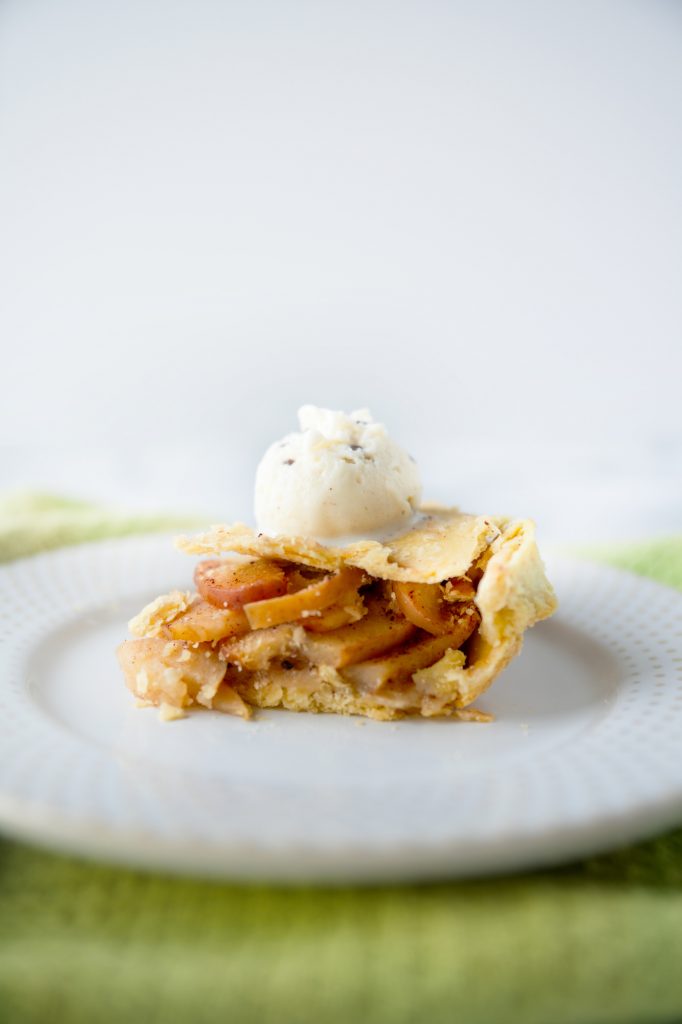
xmin=118 ymin=556 xmax=483 ymax=721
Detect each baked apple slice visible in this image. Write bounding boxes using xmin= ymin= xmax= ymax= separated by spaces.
xmin=243 ymin=567 xmax=364 ymax=629
xmin=342 ymin=608 xmax=480 ymax=692
xmin=195 ymin=559 xmax=287 ymax=609
xmin=302 ymin=599 xmax=416 ymax=668
xmin=393 ymin=579 xmax=475 ymax=636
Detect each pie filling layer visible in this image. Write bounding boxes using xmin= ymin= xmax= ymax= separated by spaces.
xmin=117 ymin=514 xmax=557 ymax=722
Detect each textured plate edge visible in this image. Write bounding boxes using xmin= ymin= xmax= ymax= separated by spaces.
xmin=2 ymin=787 xmax=682 ymax=884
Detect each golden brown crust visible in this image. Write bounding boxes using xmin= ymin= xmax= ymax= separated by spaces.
xmin=175 ymin=508 xmax=503 ymax=584
xmin=411 ymin=519 xmax=557 ymax=710
xmin=227 ymin=667 xmax=490 ymax=722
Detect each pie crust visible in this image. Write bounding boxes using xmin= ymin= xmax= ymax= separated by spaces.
xmin=118 ymin=509 xmax=557 ymax=721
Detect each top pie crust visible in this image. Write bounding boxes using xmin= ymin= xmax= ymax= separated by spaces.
xmin=176 ymin=506 xmax=503 ymax=584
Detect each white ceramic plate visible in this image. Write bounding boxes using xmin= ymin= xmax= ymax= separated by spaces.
xmin=1 ymin=535 xmax=681 ymax=882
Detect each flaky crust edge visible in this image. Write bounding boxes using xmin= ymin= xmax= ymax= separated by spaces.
xmin=175 ymin=507 xmax=503 ymax=584
xmin=449 ymin=518 xmax=557 ymax=707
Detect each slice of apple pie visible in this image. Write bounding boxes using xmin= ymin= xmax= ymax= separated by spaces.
xmin=117 ymin=508 xmax=556 ymax=721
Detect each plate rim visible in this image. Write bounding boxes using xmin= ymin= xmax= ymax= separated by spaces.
xmin=2 ymin=779 xmax=682 ymax=883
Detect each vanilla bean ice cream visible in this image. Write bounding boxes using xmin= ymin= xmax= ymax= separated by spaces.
xmin=254 ymin=406 xmax=422 ymax=541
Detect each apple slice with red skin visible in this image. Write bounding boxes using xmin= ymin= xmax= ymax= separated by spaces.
xmin=194 ymin=559 xmax=287 ymax=610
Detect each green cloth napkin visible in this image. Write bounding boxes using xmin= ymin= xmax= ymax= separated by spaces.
xmin=1 ymin=494 xmax=682 ymax=1024
xmin=0 ymin=492 xmax=207 ymax=562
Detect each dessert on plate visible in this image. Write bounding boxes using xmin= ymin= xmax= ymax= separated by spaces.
xmin=118 ymin=407 xmax=557 ymax=721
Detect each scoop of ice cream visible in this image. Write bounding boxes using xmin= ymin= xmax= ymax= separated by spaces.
xmin=254 ymin=406 xmax=422 ymax=540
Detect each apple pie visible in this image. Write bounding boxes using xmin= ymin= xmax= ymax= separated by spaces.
xmin=117 ymin=508 xmax=557 ymax=721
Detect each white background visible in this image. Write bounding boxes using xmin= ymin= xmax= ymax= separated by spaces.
xmin=1 ymin=0 xmax=680 ymax=541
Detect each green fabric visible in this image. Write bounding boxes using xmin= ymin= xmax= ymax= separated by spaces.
xmin=0 ymin=492 xmax=207 ymax=562
xmin=1 ymin=494 xmax=681 ymax=1024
